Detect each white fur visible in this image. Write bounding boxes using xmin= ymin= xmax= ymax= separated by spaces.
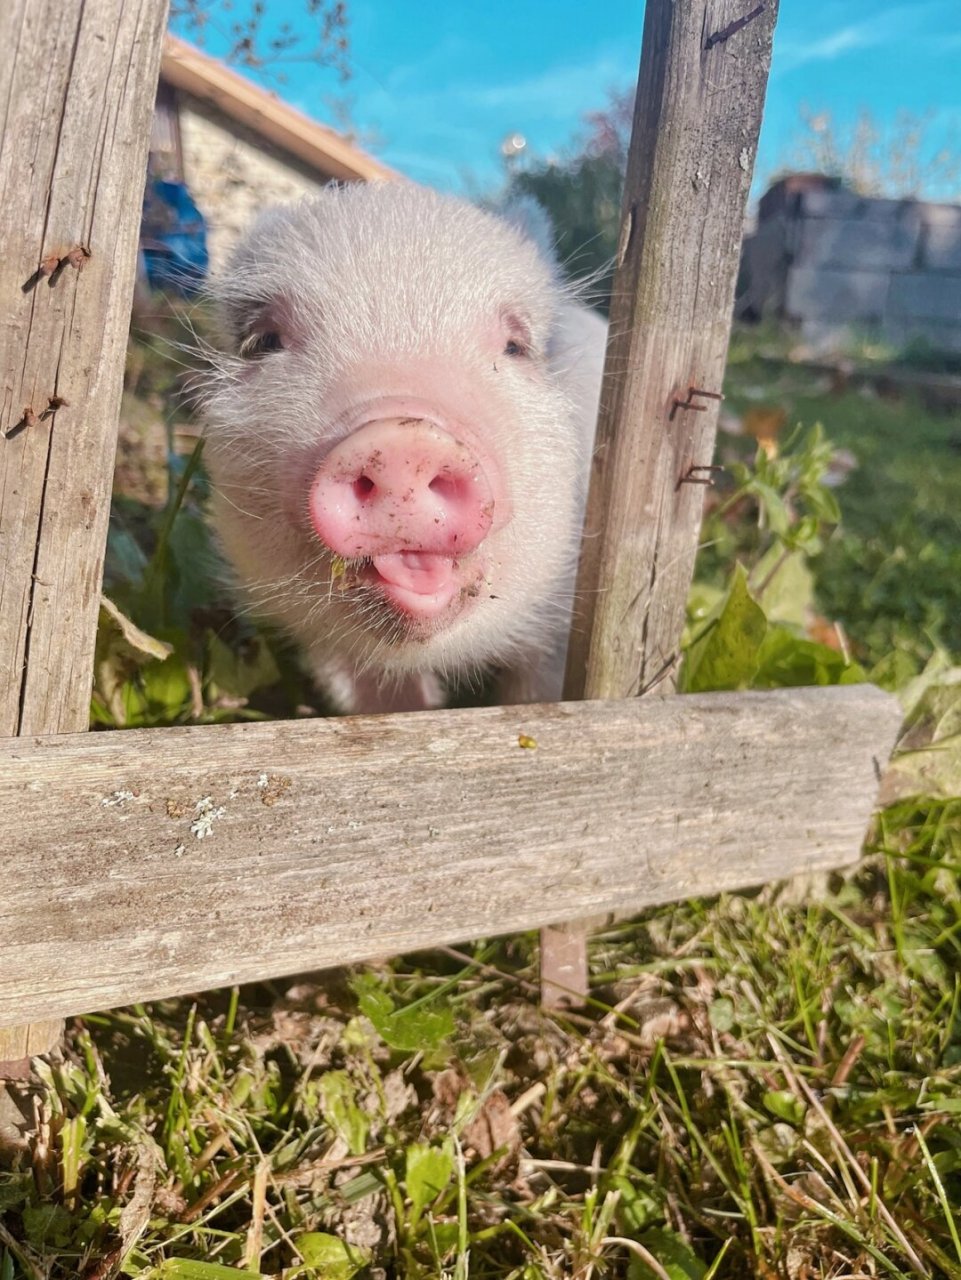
xmin=201 ymin=182 xmax=607 ymax=712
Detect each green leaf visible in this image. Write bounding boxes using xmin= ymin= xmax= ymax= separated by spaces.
xmin=882 ymin=664 xmax=961 ymax=801
xmin=628 ymin=1227 xmax=707 ymax=1279
xmin=0 ymin=1173 xmax=31 ymax=1211
xmin=141 ymin=651 xmax=194 ymax=716
xmin=610 ymin=1174 xmax=659 ymax=1233
xmin=750 ymin=480 xmax=791 ymax=537
xmin=94 ymin=598 xmax=175 ymax=726
xmin=751 ymin=547 xmax=815 ymax=628
xmin=293 ymin=1232 xmax=370 ymax=1278
xmin=138 ymin=439 xmax=207 ymax=632
xmin=406 ymin=1141 xmax=454 ymax=1222
xmin=805 ymin=482 xmax=841 ymax=525
xmin=683 ymin=564 xmax=767 ymax=692
xmin=684 ymin=581 xmax=725 ymax=642
xmin=105 ymin=523 xmax=149 ymax=592
xmin=23 ymin=1204 xmax=73 ymax=1247
xmin=319 ymin=1071 xmax=370 ymax=1155
xmin=753 ymin=627 xmax=866 ymax=689
xmin=897 ymin=651 xmax=961 ymax=719
xmin=352 ymin=974 xmax=454 ymax=1053
xmin=762 ymin=1089 xmax=806 ymax=1126
xmin=206 ymin=631 xmax=280 ymax=701
xmin=786 ymin=513 xmax=822 ymax=554
xmin=708 ymin=998 xmax=736 ymax=1033
xmin=425 ymin=1219 xmax=460 ymax=1259
xmin=166 ymin=513 xmax=217 ymax=623
xmin=868 ymin=649 xmax=921 ymax=692
xmin=756 ymin=1122 xmax=799 ymax=1165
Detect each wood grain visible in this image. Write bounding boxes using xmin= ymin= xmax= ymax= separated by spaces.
xmin=548 ymin=0 xmax=779 ymax=1005
xmin=0 ymin=685 xmax=901 ymax=1029
xmin=0 ymin=0 xmax=168 ymax=1058
xmin=564 ymin=0 xmax=780 ymax=701
xmin=0 ymin=0 xmax=168 ymax=735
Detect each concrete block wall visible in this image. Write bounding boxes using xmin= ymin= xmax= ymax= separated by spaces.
xmin=738 ymin=177 xmax=961 ymax=352
xmin=178 ymin=95 xmax=329 ymax=272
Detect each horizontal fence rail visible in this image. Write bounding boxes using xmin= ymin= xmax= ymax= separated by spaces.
xmin=0 ymin=685 xmax=901 ymax=1027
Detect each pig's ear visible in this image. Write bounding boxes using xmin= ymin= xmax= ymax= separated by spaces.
xmin=497 ymin=198 xmax=558 ymax=267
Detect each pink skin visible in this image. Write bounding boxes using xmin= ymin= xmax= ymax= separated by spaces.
xmin=308 ymin=398 xmax=511 ymax=623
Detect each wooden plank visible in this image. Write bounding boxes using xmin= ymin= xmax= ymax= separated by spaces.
xmin=0 ymin=0 xmax=168 ymax=736
xmin=539 ymin=923 xmax=593 ymax=1010
xmin=0 ymin=0 xmax=168 ymax=1061
xmin=545 ymin=0 xmax=779 ymax=1005
xmin=0 ymin=686 xmax=901 ymax=1029
xmin=564 ymin=0 xmax=780 ymax=701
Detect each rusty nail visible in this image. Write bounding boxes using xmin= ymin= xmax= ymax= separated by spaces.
xmin=39 ymin=255 xmax=60 ymax=277
xmin=39 ymin=393 xmax=69 ymax=422
xmin=680 ymin=463 xmax=724 ymax=487
xmin=671 ymin=386 xmax=724 ymax=419
xmin=5 ymin=406 xmax=40 ymax=439
xmin=671 ymin=398 xmax=707 ymax=418
xmin=705 ymin=2 xmax=766 ymax=50
xmin=688 ymin=386 xmax=724 ymax=402
xmin=65 ymin=245 xmax=91 ymax=271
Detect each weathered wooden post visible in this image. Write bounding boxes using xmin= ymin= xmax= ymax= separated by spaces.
xmin=541 ymin=0 xmax=781 ymax=1004
xmin=0 ymin=0 xmax=169 ymax=1087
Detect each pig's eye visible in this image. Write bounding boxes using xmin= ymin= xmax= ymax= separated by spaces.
xmin=501 ymin=312 xmax=534 ymax=359
xmin=239 ymin=329 xmax=286 ymax=360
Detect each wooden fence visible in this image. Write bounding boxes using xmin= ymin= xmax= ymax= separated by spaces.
xmin=0 ymin=0 xmax=901 ymax=1066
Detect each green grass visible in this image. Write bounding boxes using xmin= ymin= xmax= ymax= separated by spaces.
xmin=2 ymin=801 xmax=960 ymax=1277
xmin=722 ymin=341 xmax=961 ymax=670
xmin=2 ymin=322 xmax=961 ymax=1277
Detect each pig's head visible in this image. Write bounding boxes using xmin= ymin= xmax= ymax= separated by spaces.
xmin=202 ymin=182 xmax=581 ymax=687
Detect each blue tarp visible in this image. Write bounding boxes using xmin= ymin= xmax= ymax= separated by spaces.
xmin=141 ymin=177 xmax=209 ymax=295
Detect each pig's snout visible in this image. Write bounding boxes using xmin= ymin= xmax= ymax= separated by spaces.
xmin=309 ymin=418 xmax=500 ymax=620
xmin=310 ymin=418 xmax=496 ymax=557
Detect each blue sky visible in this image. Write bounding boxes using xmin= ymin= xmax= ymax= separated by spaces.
xmin=174 ymin=1 xmax=961 ymax=200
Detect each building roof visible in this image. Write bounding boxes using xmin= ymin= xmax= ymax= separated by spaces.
xmin=160 ymin=35 xmax=397 ymax=185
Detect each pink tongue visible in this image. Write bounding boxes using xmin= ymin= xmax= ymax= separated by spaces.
xmin=372 ymin=552 xmax=457 ymax=597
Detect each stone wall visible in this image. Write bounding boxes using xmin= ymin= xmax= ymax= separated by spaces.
xmin=177 ymin=94 xmax=331 ymax=271
xmin=738 ymin=177 xmax=961 ymax=352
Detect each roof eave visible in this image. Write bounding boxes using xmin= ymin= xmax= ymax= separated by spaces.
xmin=159 ymin=35 xmax=398 ymax=185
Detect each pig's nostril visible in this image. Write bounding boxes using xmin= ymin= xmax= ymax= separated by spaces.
xmin=428 ymin=473 xmax=463 ymax=501
xmin=354 ymin=475 xmax=375 ymax=499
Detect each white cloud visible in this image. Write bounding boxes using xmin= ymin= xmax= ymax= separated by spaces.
xmin=353 ymin=42 xmax=634 ymax=132
xmin=464 ymin=53 xmax=631 ymax=118
xmin=774 ymin=1 xmax=949 ymax=72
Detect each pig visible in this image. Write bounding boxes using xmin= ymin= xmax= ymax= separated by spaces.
xmin=201 ymin=182 xmax=608 ymax=714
